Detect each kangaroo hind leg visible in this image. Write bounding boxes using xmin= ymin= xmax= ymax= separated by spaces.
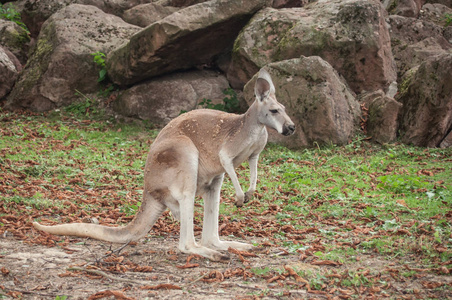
xmin=159 ymin=138 xmax=229 ymax=261
xmin=200 ymin=174 xmax=253 ymax=251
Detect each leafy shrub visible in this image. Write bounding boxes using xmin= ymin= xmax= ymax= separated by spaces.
xmin=0 ymin=4 xmax=29 ymax=33
xmin=198 ymin=88 xmax=241 ymax=113
xmin=445 ymin=13 xmax=452 ymax=27
xmin=91 ymin=51 xmax=107 ymax=83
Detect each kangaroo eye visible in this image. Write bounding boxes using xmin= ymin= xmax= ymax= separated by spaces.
xmin=270 ymin=109 xmax=279 ymax=114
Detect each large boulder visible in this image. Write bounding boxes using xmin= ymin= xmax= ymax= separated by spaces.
xmin=5 ymin=4 xmax=140 ymax=112
xmin=0 ymin=46 xmax=22 ymax=100
xmin=229 ymin=0 xmax=397 ymax=93
xmin=113 ymin=70 xmax=230 ymax=124
xmin=0 ymin=19 xmax=30 ymax=65
xmin=360 ymin=90 xmax=402 ymax=144
xmin=397 ymin=53 xmax=452 ymax=147
xmin=21 ymin=0 xmax=152 ymax=37
xmin=388 ymin=15 xmax=451 ymax=77
xmin=383 ymin=0 xmax=426 ymax=17
xmin=164 ymin=0 xmax=209 ymax=6
xmin=106 ymin=0 xmax=266 ymax=86
xmin=440 ymin=131 xmax=452 ymax=148
xmin=243 ymin=57 xmax=361 ymax=148
xmin=419 ymin=3 xmax=452 ymax=27
xmin=122 ymin=3 xmax=179 ymax=27
xmin=271 ymin=0 xmax=309 ymax=8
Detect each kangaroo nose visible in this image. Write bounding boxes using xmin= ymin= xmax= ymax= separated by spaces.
xmin=283 ymin=124 xmax=295 ymax=136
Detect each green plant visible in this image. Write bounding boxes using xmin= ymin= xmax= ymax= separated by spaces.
xmin=377 ymin=174 xmax=428 ymax=194
xmin=0 ymin=4 xmax=29 ymax=32
xmin=65 ymin=90 xmax=98 ymax=117
xmin=250 ymin=266 xmax=271 ymax=276
xmin=120 ymin=201 xmax=141 ymax=216
xmin=222 ymin=88 xmax=240 ymax=113
xmin=55 ymin=296 xmax=68 ymax=300
xmin=445 ymin=13 xmax=452 ymax=27
xmin=91 ymin=51 xmax=107 ymax=83
xmin=198 ymin=98 xmax=225 ymax=111
xmin=91 ymin=51 xmax=118 ymax=97
xmin=198 ymin=88 xmax=241 ymax=113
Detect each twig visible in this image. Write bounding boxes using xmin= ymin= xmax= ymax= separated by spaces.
xmin=69 ymin=266 xmax=210 ymax=288
xmin=99 ymin=241 xmax=131 ymax=260
xmin=1 ymin=288 xmax=57 ymax=297
xmin=83 ymin=241 xmax=131 ymax=266
xmin=188 ymin=273 xmax=209 ymax=285
xmin=233 ymin=283 xmax=308 ymax=296
xmin=68 ymin=267 xmax=148 ymax=285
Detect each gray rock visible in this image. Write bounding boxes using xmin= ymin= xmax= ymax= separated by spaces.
xmin=5 ymin=4 xmax=140 ymax=112
xmin=122 ymin=3 xmax=179 ymax=27
xmin=440 ymin=131 xmax=452 ymax=148
xmin=271 ymin=0 xmax=309 ymax=8
xmin=113 ymin=70 xmax=230 ymax=124
xmin=21 ymin=0 xmax=152 ymax=37
xmin=106 ymin=0 xmax=266 ymax=86
xmin=360 ymin=90 xmax=402 ymax=144
xmin=0 ymin=46 xmax=22 ymax=100
xmin=243 ymin=57 xmax=361 ymax=148
xmin=229 ymin=0 xmax=397 ymax=93
xmin=397 ymin=53 xmax=452 ymax=147
xmin=0 ymin=19 xmax=30 ymax=65
xmin=388 ymin=15 xmax=451 ymax=77
xmin=419 ymin=3 xmax=452 ymax=27
xmin=384 ymin=0 xmax=426 ymax=17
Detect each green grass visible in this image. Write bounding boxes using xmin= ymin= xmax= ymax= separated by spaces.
xmin=0 ymin=109 xmax=451 ymax=298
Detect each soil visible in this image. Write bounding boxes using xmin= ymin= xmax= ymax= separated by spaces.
xmin=1 ymin=231 xmax=451 ymax=300
xmin=1 ymin=234 xmax=312 ymax=300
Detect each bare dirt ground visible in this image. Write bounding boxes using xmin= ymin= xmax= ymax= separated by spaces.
xmin=1 ymin=232 xmax=451 ymax=300
xmin=1 ymin=234 xmax=312 ymax=300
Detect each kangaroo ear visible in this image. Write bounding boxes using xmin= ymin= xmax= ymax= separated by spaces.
xmin=255 ymin=77 xmax=270 ymax=101
xmin=255 ymin=68 xmax=275 ymax=101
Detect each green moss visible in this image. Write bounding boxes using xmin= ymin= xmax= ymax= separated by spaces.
xmin=387 ymin=0 xmax=398 ymax=15
xmin=1 ymin=26 xmax=29 ymax=49
xmin=16 ymin=34 xmax=53 ymax=94
xmin=397 ymin=68 xmax=416 ymax=100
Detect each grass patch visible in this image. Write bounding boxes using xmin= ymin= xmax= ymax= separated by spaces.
xmin=0 ymin=110 xmax=451 ymax=298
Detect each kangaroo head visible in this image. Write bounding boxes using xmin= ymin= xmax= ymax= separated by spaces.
xmin=254 ymin=69 xmax=295 ymax=136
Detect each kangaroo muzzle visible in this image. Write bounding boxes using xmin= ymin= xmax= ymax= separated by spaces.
xmin=282 ymin=124 xmax=295 ymax=136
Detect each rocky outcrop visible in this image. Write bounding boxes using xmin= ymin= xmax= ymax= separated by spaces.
xmin=419 ymin=3 xmax=452 ymax=27
xmin=271 ymin=0 xmax=309 ymax=8
xmin=0 ymin=46 xmax=22 ymax=99
xmin=388 ymin=12 xmax=452 ymax=77
xmin=244 ymin=57 xmax=361 ymax=148
xmin=361 ymin=90 xmax=402 ymax=144
xmin=113 ymin=70 xmax=230 ymax=124
xmin=397 ymin=53 xmax=452 ymax=147
xmin=162 ymin=0 xmax=209 ymax=7
xmin=122 ymin=3 xmax=179 ymax=27
xmin=106 ymin=0 xmax=265 ymax=86
xmin=0 ymin=19 xmax=30 ymax=65
xmin=21 ymin=0 xmax=152 ymax=37
xmin=383 ymin=0 xmax=426 ymax=17
xmin=5 ymin=4 xmax=140 ymax=112
xmin=229 ymin=0 xmax=397 ymax=93
xmin=440 ymin=131 xmax=452 ymax=148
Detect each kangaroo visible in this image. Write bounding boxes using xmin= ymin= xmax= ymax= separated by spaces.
xmin=33 ymin=68 xmax=295 ymax=261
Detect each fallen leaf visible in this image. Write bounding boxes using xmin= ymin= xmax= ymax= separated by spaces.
xmin=87 ymin=290 xmax=135 ymax=300
xmin=140 ymin=284 xmax=182 ymax=290
xmin=311 ymin=260 xmax=342 ymax=266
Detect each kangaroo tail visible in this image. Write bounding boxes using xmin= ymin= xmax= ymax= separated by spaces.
xmin=33 ymin=194 xmax=166 ymax=243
